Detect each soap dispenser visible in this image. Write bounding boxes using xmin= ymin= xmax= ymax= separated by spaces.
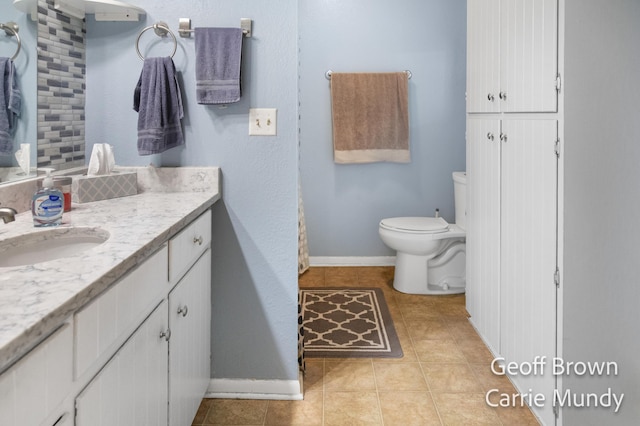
xmin=32 ymin=168 xmax=64 ymax=227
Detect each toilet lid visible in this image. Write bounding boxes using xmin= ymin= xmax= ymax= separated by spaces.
xmin=380 ymin=217 xmax=449 ymax=233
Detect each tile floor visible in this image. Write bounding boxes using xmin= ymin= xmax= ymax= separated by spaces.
xmin=192 ymin=266 xmax=540 ymax=425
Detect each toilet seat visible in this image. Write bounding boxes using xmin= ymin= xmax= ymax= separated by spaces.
xmin=379 ymin=217 xmax=449 ymax=234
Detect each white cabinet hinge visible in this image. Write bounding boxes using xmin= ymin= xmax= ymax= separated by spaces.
xmin=556 ymin=73 xmax=562 ymax=93
xmin=554 ymin=267 xmax=560 ymax=288
xmin=555 ymin=138 xmax=561 ymax=158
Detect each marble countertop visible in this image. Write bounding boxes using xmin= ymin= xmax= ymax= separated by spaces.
xmin=0 ymin=167 xmax=220 ymax=372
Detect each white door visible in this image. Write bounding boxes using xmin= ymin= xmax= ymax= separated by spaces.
xmin=169 ymin=250 xmax=212 ymax=426
xmin=76 ymin=301 xmax=169 ymax=426
xmin=467 ymin=0 xmax=558 ymax=113
xmin=500 ymin=119 xmax=557 ymax=425
xmin=466 ymin=117 xmax=502 ymax=354
xmin=467 ymin=0 xmax=501 ymax=113
xmin=500 ymin=0 xmax=558 ymax=113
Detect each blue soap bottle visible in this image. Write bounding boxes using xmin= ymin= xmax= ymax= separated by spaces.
xmin=32 ymin=168 xmax=64 ymax=227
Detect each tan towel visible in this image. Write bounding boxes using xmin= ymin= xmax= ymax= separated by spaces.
xmin=330 ymin=72 xmax=410 ymax=164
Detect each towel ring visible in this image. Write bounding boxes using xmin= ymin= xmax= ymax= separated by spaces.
xmin=1 ymin=22 xmax=21 ymax=61
xmin=136 ymin=22 xmax=177 ymax=61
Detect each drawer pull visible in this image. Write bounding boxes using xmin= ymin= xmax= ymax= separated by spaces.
xmin=177 ymin=305 xmax=189 ymax=317
xmin=159 ymin=328 xmax=171 ymax=342
xmin=193 ymin=236 xmax=203 ymax=246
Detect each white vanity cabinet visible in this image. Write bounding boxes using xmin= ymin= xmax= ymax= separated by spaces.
xmin=74 ymin=246 xmax=170 ymax=383
xmin=0 ymin=323 xmax=73 ymax=426
xmin=167 ymin=210 xmax=212 ymax=426
xmin=168 ymin=250 xmax=211 ymax=426
xmin=466 ymin=0 xmax=558 ymax=113
xmin=74 ymin=209 xmax=212 ymax=426
xmin=75 ymin=300 xmax=170 ymax=425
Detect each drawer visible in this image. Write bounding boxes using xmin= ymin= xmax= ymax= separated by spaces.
xmin=0 ymin=323 xmax=72 ymax=426
xmin=74 ymin=245 xmax=168 ymax=381
xmin=169 ymin=210 xmax=211 ymax=283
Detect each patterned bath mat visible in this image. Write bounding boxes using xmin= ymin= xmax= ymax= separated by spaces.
xmin=300 ymin=288 xmax=403 ymax=358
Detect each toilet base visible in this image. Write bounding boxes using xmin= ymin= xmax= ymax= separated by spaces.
xmin=392 ymin=250 xmax=465 ymax=296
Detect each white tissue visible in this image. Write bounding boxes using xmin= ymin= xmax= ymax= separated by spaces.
xmin=14 ymin=144 xmax=31 ymax=176
xmin=87 ymin=144 xmax=115 ymax=176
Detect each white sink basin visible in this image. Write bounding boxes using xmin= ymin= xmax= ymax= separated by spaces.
xmin=0 ymin=227 xmax=110 ymax=268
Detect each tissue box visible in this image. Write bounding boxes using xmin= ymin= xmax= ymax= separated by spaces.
xmin=72 ymin=172 xmax=138 ymax=203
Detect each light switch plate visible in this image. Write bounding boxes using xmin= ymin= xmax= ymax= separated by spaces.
xmin=249 ymin=108 xmax=277 ymax=136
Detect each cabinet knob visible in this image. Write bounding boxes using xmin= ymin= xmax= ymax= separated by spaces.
xmin=499 ymin=91 xmax=507 ymax=100
xmin=500 ymin=133 xmax=507 ymax=142
xmin=486 ymin=132 xmax=494 ymax=141
xmin=193 ymin=236 xmax=203 ymax=245
xmin=177 ymin=305 xmax=189 ymax=317
xmin=487 ymin=93 xmax=495 ymax=102
xmin=159 ymin=328 xmax=171 ymax=342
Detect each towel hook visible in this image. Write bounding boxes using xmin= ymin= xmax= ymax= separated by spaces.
xmin=136 ymin=22 xmax=178 ymax=61
xmin=1 ymin=22 xmax=21 ymax=61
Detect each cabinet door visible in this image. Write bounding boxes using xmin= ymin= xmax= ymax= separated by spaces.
xmin=0 ymin=324 xmax=72 ymax=426
xmin=75 ymin=246 xmax=168 ymax=382
xmin=75 ymin=300 xmax=169 ymax=426
xmin=169 ymin=249 xmax=212 ymax=426
xmin=500 ymin=119 xmax=557 ymax=426
xmin=467 ymin=0 xmax=558 ymax=113
xmin=500 ymin=0 xmax=558 ymax=112
xmin=467 ymin=0 xmax=501 ymax=113
xmin=466 ymin=117 xmax=501 ymax=354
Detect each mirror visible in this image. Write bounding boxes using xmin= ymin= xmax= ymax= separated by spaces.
xmin=0 ymin=1 xmax=36 ymax=184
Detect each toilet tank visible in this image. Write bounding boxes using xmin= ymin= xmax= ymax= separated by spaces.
xmin=452 ymin=172 xmax=466 ymax=230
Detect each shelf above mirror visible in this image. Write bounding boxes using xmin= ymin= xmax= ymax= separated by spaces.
xmin=14 ymin=0 xmax=145 ymax=21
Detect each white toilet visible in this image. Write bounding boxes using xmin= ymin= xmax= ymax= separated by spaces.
xmin=379 ymin=172 xmax=466 ymax=295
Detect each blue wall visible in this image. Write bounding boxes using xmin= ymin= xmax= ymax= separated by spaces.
xmin=299 ymin=0 xmax=467 ymax=257
xmin=83 ymin=0 xmax=467 ymax=385
xmin=86 ymin=1 xmax=299 ymax=382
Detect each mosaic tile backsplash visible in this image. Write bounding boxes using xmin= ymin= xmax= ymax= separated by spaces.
xmin=37 ymin=0 xmax=86 ymax=169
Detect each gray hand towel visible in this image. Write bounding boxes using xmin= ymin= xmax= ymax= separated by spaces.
xmin=0 ymin=58 xmax=21 ymax=156
xmin=195 ymin=27 xmax=243 ymax=105
xmin=133 ymin=57 xmax=184 ymax=155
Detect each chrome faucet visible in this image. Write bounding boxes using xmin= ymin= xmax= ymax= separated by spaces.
xmin=0 ymin=206 xmax=17 ymax=224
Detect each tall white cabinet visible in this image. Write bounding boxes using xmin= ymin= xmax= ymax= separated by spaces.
xmin=466 ymin=1 xmax=559 ymax=425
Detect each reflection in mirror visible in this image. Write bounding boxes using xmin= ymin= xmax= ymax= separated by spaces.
xmin=0 ymin=2 xmax=36 ymax=184
xmin=35 ymin=0 xmax=86 ymax=173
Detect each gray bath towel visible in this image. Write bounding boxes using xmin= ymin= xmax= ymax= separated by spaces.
xmin=0 ymin=58 xmax=21 ymax=156
xmin=133 ymin=57 xmax=184 ymax=155
xmin=195 ymin=27 xmax=243 ymax=105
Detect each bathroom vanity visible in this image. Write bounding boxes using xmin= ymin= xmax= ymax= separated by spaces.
xmin=0 ymin=167 xmax=219 ymax=426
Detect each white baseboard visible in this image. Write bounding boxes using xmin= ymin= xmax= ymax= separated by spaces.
xmin=309 ymin=256 xmax=396 ymax=266
xmin=205 ymin=374 xmax=303 ymax=400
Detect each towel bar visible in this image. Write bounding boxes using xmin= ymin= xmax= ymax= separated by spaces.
xmin=1 ymin=22 xmax=21 ymax=61
xmin=178 ymin=18 xmax=252 ymax=38
xmin=325 ymin=70 xmax=412 ymax=80
xmin=135 ymin=22 xmax=177 ymax=60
